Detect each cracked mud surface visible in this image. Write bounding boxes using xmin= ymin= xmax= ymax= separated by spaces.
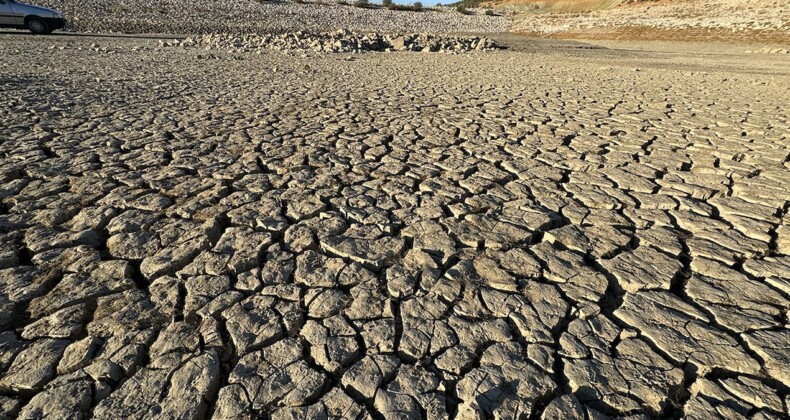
xmin=1 ymin=33 xmax=789 ymax=419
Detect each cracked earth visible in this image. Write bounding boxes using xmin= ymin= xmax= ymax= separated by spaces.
xmin=1 ymin=34 xmax=789 ymax=419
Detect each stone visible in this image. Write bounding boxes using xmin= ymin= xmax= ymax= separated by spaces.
xmin=21 ymin=304 xmax=87 ymax=340
xmin=0 ymin=339 xmax=68 ymax=392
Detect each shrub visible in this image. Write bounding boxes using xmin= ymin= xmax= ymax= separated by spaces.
xmin=456 ymin=5 xmax=471 ymax=14
xmin=294 ymin=0 xmax=305 ymax=3
xmin=386 ymin=2 xmax=420 ymax=11
xmin=354 ymin=0 xmax=369 ymax=7
xmin=382 ymin=0 xmax=393 ymax=5
xmin=337 ymin=0 xmax=348 ymax=4
xmin=484 ymin=8 xmax=495 ymax=15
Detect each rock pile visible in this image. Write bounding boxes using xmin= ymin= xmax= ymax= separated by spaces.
xmin=39 ymin=0 xmax=510 ymax=35
xmin=171 ymin=30 xmax=500 ymax=53
xmin=390 ymin=33 xmax=499 ymax=52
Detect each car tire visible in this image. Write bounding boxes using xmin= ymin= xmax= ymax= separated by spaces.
xmin=26 ymin=17 xmax=50 ymax=34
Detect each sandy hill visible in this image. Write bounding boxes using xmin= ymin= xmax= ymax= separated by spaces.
xmin=504 ymin=0 xmax=790 ymax=43
xmin=483 ymin=0 xmax=629 ymax=12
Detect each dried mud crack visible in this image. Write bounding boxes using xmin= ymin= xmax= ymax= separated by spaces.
xmin=0 ymin=33 xmax=789 ymax=419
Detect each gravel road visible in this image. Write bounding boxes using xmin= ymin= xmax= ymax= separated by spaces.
xmin=0 ymin=32 xmax=789 ymax=419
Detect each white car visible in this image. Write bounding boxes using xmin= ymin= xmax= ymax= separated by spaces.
xmin=0 ymin=0 xmax=65 ymax=34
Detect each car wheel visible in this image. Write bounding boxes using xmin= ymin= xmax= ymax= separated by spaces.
xmin=27 ymin=17 xmax=50 ymax=34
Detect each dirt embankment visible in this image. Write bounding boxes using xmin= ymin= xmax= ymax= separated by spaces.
xmin=483 ymin=0 xmax=627 ymax=12
xmin=501 ymin=0 xmax=790 ymax=43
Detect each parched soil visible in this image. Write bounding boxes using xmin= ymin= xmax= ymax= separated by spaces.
xmin=0 ymin=32 xmax=789 ymax=419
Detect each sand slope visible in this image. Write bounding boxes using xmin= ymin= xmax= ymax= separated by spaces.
xmin=507 ymin=0 xmax=790 ymax=42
